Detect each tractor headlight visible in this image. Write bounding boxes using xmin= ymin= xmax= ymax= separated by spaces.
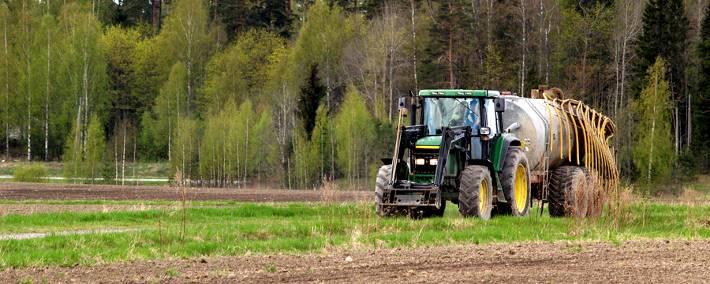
xmin=429 ymin=159 xmax=438 ymax=166
xmin=479 ymin=127 xmax=491 ymax=136
xmin=415 ymin=158 xmax=426 ymax=165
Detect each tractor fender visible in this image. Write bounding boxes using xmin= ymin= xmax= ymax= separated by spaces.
xmin=491 ymin=134 xmax=522 ymax=173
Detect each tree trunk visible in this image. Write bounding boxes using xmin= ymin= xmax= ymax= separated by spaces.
xmin=133 ymin=135 xmax=137 ymax=186
xmin=243 ymin=116 xmax=249 ymax=186
xmin=411 ymin=0 xmax=418 ymax=91
xmin=121 ymin=122 xmax=126 ymax=187
xmin=25 ymin=5 xmax=32 ymax=162
xmin=647 ymin=77 xmax=658 ymax=183
xmin=4 ymin=17 xmax=8 ymax=161
xmin=45 ymin=24 xmax=51 ymax=161
xmin=152 ymin=0 xmax=161 ymax=34
xmin=447 ymin=2 xmax=455 ymax=88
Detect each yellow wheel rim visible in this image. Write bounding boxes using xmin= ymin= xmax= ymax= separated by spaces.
xmin=514 ymin=164 xmax=528 ymax=212
xmin=479 ymin=178 xmax=488 ymax=212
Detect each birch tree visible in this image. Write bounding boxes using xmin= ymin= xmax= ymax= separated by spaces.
xmin=58 ymin=3 xmax=108 ymax=172
xmin=157 ymin=0 xmax=212 ymax=115
xmin=0 ymin=4 xmax=12 ymax=160
xmin=18 ymin=0 xmax=37 ymax=161
xmin=633 ymin=57 xmax=674 ymax=182
xmin=334 ymin=86 xmax=376 ymax=184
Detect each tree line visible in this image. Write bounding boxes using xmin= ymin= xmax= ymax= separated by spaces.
xmin=0 ymin=0 xmax=708 ymax=187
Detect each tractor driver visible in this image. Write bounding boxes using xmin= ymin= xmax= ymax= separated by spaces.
xmin=448 ymin=99 xmax=480 ymax=132
xmin=464 ymin=99 xmax=480 ymax=133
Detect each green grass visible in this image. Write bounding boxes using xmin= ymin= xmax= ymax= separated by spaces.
xmin=0 ymin=202 xmax=707 ymax=268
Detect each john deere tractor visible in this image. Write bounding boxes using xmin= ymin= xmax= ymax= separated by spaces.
xmin=375 ymin=88 xmax=618 ymax=219
xmin=376 ymin=90 xmax=529 ymax=219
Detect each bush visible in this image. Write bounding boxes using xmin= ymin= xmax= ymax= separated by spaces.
xmin=13 ymin=164 xmax=48 ymax=183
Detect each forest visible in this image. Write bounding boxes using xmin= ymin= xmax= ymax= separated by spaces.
xmin=0 ymin=0 xmax=708 ymax=188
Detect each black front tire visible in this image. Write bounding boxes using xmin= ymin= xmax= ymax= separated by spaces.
xmin=458 ymin=165 xmax=493 ymax=219
xmin=375 ymin=165 xmax=393 ymax=217
xmin=498 ymin=146 xmax=531 ymax=216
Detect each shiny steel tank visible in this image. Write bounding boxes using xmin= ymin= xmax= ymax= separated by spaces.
xmin=500 ymin=96 xmax=575 ymax=172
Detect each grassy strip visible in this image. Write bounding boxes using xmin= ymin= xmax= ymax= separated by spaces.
xmin=0 ymin=202 xmax=707 ymax=268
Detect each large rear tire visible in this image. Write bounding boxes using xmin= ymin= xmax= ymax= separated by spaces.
xmin=499 ymin=147 xmax=531 ymax=216
xmin=458 ymin=165 xmax=493 ymax=219
xmin=548 ymin=166 xmax=589 ymax=217
xmin=375 ymin=165 xmax=393 ymax=217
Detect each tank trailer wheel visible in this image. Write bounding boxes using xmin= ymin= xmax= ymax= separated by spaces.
xmin=548 ymin=166 xmax=590 ymax=217
xmin=458 ymin=165 xmax=493 ymax=220
xmin=375 ymin=165 xmax=394 ymax=217
xmin=499 ymin=147 xmax=531 ymax=216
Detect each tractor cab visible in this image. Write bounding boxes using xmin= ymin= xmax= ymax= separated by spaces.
xmin=376 ymin=89 xmax=530 ymax=219
xmin=419 ymin=90 xmax=503 ymax=161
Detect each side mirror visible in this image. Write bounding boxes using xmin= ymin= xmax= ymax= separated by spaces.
xmin=398 ymin=97 xmax=407 ymax=110
xmin=495 ymin=98 xmax=506 ymax=112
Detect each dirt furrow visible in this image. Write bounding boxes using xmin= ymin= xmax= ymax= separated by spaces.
xmin=1 ymin=240 xmax=707 ymax=283
xmin=0 ymin=182 xmax=370 ymax=202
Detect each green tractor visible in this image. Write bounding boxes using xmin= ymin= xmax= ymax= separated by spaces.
xmin=376 ymin=90 xmax=530 ymax=219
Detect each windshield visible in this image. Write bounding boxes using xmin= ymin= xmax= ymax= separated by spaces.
xmin=422 ymin=97 xmax=480 ymax=135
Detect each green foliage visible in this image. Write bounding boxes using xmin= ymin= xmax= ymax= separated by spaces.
xmin=1 ymin=0 xmax=704 ymax=183
xmin=85 ymin=115 xmax=106 ymax=181
xmin=334 ymin=86 xmax=376 ymax=182
xmin=291 ymin=0 xmax=355 ymax=93
xmin=0 ymin=3 xmax=14 ymax=159
xmin=12 ymin=164 xmax=47 ymax=182
xmin=633 ymin=58 xmax=674 ymax=184
xmin=195 ymin=100 xmax=282 ymax=186
xmin=483 ymin=44 xmax=504 ymax=89
xmin=155 ymin=0 xmax=214 ymax=113
xmin=291 ymin=129 xmax=318 ymax=188
xmin=311 ymin=104 xmax=333 ymax=180
xmin=202 ymin=29 xmax=284 ymax=111
xmin=171 ymin=116 xmax=199 ymax=179
xmin=251 ymin=109 xmax=280 ymax=182
xmin=63 ymin=115 xmax=106 ymax=182
xmin=140 ymin=63 xmax=189 ymax=160
xmin=551 ymin=2 xmax=613 ymax=101
xmin=56 ymin=3 xmax=109 ymax=161
xmin=100 ymin=26 xmax=145 ymax=132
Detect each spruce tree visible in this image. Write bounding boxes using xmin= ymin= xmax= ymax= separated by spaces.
xmin=298 ymin=65 xmax=326 ymax=138
xmin=694 ymin=3 xmax=710 ymax=168
xmin=422 ymin=0 xmax=474 ymax=88
xmin=632 ymin=0 xmax=688 ymax=99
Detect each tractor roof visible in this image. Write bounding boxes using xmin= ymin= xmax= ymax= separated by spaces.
xmin=418 ymin=89 xmax=500 ymax=97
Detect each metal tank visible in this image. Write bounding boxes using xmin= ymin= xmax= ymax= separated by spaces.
xmin=500 ymin=96 xmax=575 ymax=172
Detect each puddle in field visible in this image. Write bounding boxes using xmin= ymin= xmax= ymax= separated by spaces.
xmin=0 ymin=228 xmax=142 ymax=241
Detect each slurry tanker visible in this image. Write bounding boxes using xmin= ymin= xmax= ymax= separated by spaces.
xmin=375 ymin=87 xmax=618 ymax=219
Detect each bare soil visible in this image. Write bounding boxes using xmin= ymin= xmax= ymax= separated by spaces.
xmin=1 ymin=240 xmax=707 ymax=283
xmin=0 ymin=182 xmax=370 ymax=203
